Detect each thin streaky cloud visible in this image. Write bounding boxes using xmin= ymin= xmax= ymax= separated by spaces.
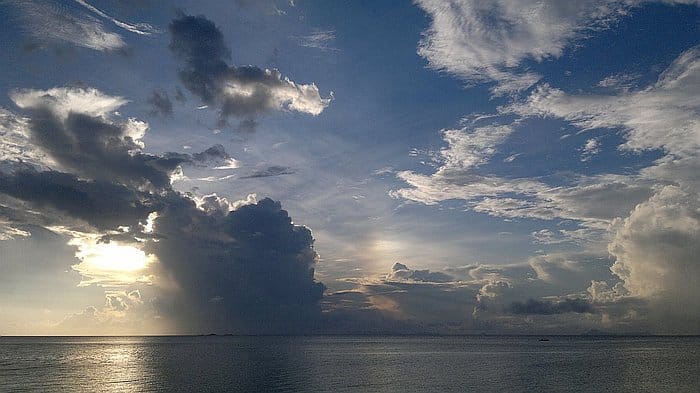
xmin=74 ymin=0 xmax=158 ymax=35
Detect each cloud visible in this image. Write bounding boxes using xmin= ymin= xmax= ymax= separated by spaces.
xmin=0 ymin=108 xmax=55 ymax=168
xmin=395 ymin=43 xmax=700 ymax=235
xmin=528 ymin=252 xmax=614 ymax=291
xmin=508 ymin=298 xmax=593 ymax=315
xmin=581 ymin=138 xmax=601 ymax=161
xmin=296 ymin=30 xmax=338 ymax=51
xmin=9 ymin=87 xmax=185 ymax=189
xmin=53 ymin=288 xmax=166 ymax=335
xmin=414 ymin=0 xmax=697 ymax=95
xmin=73 ymin=0 xmax=157 ymax=35
xmin=0 ymin=223 xmax=30 ymax=241
xmin=1 ymin=84 xmax=327 ymax=334
xmin=0 ymin=169 xmax=157 ymax=232
xmin=241 ymin=165 xmax=295 ymax=179
xmin=439 ymin=124 xmax=514 ymax=170
xmin=145 ymin=197 xmax=325 ymax=333
xmin=597 ymin=73 xmax=641 ymax=92
xmin=587 ymin=280 xmax=628 ymax=303
xmin=395 ymin=157 xmax=658 ymax=268
xmin=392 ymin=122 xmax=652 ymax=228
xmin=385 ymin=262 xmax=454 ymax=283
xmin=148 ymin=90 xmax=173 ymax=117
xmin=189 ymin=144 xmax=240 ymax=169
xmin=168 ymin=13 xmax=331 ymax=125
xmin=391 ymin=123 xmax=550 ymax=207
xmin=11 ymin=86 xmax=128 ymax=120
xmin=415 ymin=0 xmax=605 ymax=94
xmin=70 ymin=235 xmax=156 ymax=287
xmin=608 ymin=185 xmax=700 ymax=332
xmin=5 ymin=0 xmax=125 ymax=51
xmin=329 ymin=258 xmax=622 ymax=333
xmin=505 ymin=46 xmax=700 ymax=158
xmin=389 ymin=39 xmax=700 ymax=333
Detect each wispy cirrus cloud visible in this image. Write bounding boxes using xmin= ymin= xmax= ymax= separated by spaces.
xmin=415 ymin=0 xmax=698 ymax=95
xmin=73 ymin=0 xmax=157 ymax=35
xmin=5 ymin=0 xmax=125 ymax=51
xmin=505 ymin=46 xmax=700 ymax=159
xmin=296 ymin=30 xmax=339 ymax=51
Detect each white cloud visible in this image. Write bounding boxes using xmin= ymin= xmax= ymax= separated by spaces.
xmin=216 ymin=69 xmax=332 ymax=117
xmin=531 ymin=229 xmax=567 ymax=245
xmin=503 ymin=152 xmax=522 ymax=162
xmin=73 ymin=0 xmax=157 ymax=35
xmin=193 ymin=193 xmax=257 ymax=216
xmin=609 ymin=185 xmax=700 ymax=299
xmin=273 ymin=76 xmax=332 ymax=116
xmin=415 ymin=0 xmax=698 ymax=95
xmin=505 ymin=46 xmax=700 ymax=157
xmin=587 ymin=280 xmax=627 ymax=303
xmin=391 ymin=123 xmax=551 ymax=206
xmin=7 ymin=0 xmax=125 ymax=51
xmin=440 ymin=125 xmax=513 ymax=169
xmin=0 ymin=224 xmax=30 ymax=241
xmin=581 ymin=138 xmax=601 ymax=161
xmin=607 ymin=185 xmax=700 ymax=331
xmin=597 ymin=73 xmax=641 ymax=92
xmin=0 ymin=108 xmax=56 ymax=168
xmin=394 ymin=46 xmax=699 ymax=267
xmin=392 ymin=121 xmax=653 ymax=230
xmin=414 ymin=0 xmax=626 ymax=94
xmin=296 ymin=30 xmax=338 ymax=51
xmin=11 ymin=87 xmax=128 ymax=121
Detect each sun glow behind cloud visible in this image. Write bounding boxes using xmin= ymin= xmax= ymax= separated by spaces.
xmin=69 ymin=237 xmax=155 ymax=287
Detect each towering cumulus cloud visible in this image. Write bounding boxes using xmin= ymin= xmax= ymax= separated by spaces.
xmin=0 ymin=86 xmax=325 ymax=333
xmin=169 ymin=13 xmax=331 ymax=126
xmin=608 ymin=186 xmax=700 ymax=333
xmin=147 ymin=196 xmax=325 ymax=333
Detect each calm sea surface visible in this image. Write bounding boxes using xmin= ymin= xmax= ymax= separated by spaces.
xmin=1 ymin=335 xmax=699 ymax=392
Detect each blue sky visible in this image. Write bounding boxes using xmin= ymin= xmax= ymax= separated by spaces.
xmin=0 ymin=0 xmax=698 ymax=335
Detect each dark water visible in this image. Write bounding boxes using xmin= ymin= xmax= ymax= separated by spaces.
xmin=1 ymin=336 xmax=699 ymax=392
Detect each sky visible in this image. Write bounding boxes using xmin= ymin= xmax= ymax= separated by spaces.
xmin=0 ymin=0 xmax=698 ymax=335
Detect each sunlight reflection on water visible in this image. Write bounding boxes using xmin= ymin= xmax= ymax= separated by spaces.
xmin=1 ymin=336 xmax=699 ymax=392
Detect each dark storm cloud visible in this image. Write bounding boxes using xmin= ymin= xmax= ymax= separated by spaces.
xmin=148 ymin=89 xmax=173 ymax=116
xmin=241 ymin=165 xmax=295 ymax=179
xmin=146 ymin=197 xmax=325 ymax=333
xmin=0 ymin=169 xmax=156 ymax=231
xmin=14 ymin=102 xmax=184 ymax=189
xmin=168 ymin=13 xmax=329 ymax=125
xmin=508 ymin=298 xmax=594 ymax=315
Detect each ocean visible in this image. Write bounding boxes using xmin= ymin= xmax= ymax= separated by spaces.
xmin=1 ymin=335 xmax=698 ymax=392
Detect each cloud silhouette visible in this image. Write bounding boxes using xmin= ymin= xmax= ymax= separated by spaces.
xmin=168 ymin=13 xmax=331 ymax=126
xmin=508 ymin=298 xmax=594 ymax=315
xmin=0 ymin=85 xmax=326 ymax=333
